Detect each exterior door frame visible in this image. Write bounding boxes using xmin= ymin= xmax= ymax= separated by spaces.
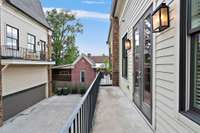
xmin=132 ymin=5 xmax=153 ymax=124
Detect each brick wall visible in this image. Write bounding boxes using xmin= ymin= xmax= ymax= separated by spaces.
xmin=47 ymin=33 xmax=52 ymax=97
xmin=112 ymin=17 xmax=119 ymax=86
xmin=71 ymin=58 xmax=96 ymax=87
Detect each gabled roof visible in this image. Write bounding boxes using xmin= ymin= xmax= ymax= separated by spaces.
xmin=72 ymin=54 xmax=96 ymax=67
xmin=6 ymin=0 xmax=50 ymax=29
xmin=89 ymin=56 xmax=109 ymax=63
xmin=52 ymin=54 xmax=96 ymax=69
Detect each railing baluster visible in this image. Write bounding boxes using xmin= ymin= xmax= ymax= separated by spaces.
xmin=60 ymin=73 xmax=101 ymax=133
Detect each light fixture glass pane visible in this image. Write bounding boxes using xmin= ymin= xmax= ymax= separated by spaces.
xmin=191 ymin=0 xmax=200 ymax=29
xmin=153 ymin=11 xmax=160 ymax=31
xmin=161 ymin=7 xmax=168 ymax=27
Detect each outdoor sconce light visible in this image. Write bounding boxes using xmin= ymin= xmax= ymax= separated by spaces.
xmin=152 ymin=3 xmax=169 ymax=33
xmin=125 ymin=39 xmax=131 ymax=50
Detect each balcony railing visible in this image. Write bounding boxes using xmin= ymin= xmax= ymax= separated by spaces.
xmin=60 ymin=72 xmax=102 ymax=133
xmin=1 ymin=45 xmax=50 ymax=61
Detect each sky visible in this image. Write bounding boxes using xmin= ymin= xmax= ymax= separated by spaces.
xmin=41 ymin=0 xmax=112 ymax=56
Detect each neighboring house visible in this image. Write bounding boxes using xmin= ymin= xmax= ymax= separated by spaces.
xmin=52 ymin=54 xmax=96 ymax=87
xmin=108 ymin=0 xmax=200 ymax=132
xmin=87 ymin=53 xmax=109 ymax=69
xmin=0 ymin=0 xmax=55 ymax=124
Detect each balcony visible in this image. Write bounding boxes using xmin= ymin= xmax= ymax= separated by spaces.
xmin=1 ymin=45 xmax=55 ymax=65
xmin=60 ymin=73 xmax=153 ymax=133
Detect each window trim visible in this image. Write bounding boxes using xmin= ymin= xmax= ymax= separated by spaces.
xmin=122 ymin=33 xmax=128 ymax=79
xmin=80 ymin=70 xmax=85 ymax=83
xmin=179 ymin=0 xmax=200 ymax=125
xmin=27 ymin=33 xmax=36 ymax=53
xmin=188 ymin=0 xmax=200 ymax=34
xmin=6 ymin=24 xmax=19 ymax=50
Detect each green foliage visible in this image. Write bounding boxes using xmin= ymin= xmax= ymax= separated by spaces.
xmin=63 ymin=44 xmax=79 ymax=64
xmin=46 ymin=9 xmax=83 ymax=65
xmin=104 ymin=58 xmax=112 ymax=73
xmin=54 ymin=84 xmax=87 ymax=96
xmin=63 ymin=87 xmax=70 ymax=95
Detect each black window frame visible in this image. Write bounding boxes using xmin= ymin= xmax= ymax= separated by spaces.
xmin=80 ymin=71 xmax=85 ymax=83
xmin=122 ymin=33 xmax=128 ymax=79
xmin=38 ymin=40 xmax=46 ymax=52
xmin=179 ymin=0 xmax=200 ymax=125
xmin=6 ymin=24 xmax=19 ymax=50
xmin=188 ymin=0 xmax=200 ymax=34
xmin=27 ymin=33 xmax=36 ymax=53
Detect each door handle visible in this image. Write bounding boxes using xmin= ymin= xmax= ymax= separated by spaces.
xmin=136 ymin=71 xmax=142 ymax=79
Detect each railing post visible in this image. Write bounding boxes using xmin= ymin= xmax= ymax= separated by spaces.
xmin=60 ymin=73 xmax=101 ymax=133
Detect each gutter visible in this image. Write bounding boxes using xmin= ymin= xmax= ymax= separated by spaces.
xmin=106 ymin=0 xmax=118 ymax=44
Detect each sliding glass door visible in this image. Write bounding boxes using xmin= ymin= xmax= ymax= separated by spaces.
xmin=133 ymin=5 xmax=153 ymax=123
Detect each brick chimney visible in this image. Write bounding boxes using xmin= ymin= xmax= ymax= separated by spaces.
xmin=87 ymin=53 xmax=91 ymax=57
xmin=112 ymin=17 xmax=119 ymax=86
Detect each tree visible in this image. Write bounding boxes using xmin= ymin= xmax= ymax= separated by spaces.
xmin=46 ymin=9 xmax=83 ymax=65
xmin=64 ymin=43 xmax=79 ymax=64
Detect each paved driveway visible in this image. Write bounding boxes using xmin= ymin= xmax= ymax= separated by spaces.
xmin=0 ymin=95 xmax=81 ymax=133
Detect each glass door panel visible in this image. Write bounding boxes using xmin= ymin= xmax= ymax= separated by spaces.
xmin=132 ymin=5 xmax=153 ymax=123
xmin=133 ymin=29 xmax=141 ymax=107
xmin=142 ymin=14 xmax=152 ymax=122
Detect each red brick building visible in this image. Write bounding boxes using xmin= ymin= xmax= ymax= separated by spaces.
xmin=52 ymin=54 xmax=96 ymax=87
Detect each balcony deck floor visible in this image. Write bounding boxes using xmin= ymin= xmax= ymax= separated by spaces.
xmin=92 ymin=86 xmax=153 ymax=133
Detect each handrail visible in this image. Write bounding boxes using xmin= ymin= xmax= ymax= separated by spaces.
xmin=1 ymin=45 xmax=51 ymax=61
xmin=60 ymin=72 xmax=102 ymax=133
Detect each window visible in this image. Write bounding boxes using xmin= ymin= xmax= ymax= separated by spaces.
xmin=37 ymin=40 xmax=46 ymax=52
xmin=80 ymin=71 xmax=85 ymax=83
xmin=27 ymin=34 xmax=36 ymax=52
xmin=180 ymin=0 xmax=200 ymax=125
xmin=122 ymin=34 xmax=128 ymax=79
xmin=190 ymin=0 xmax=200 ymax=31
xmin=6 ymin=25 xmax=19 ymax=49
xmin=191 ymin=33 xmax=200 ymax=111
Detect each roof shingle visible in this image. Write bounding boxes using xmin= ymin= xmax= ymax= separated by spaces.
xmin=6 ymin=0 xmax=50 ymax=28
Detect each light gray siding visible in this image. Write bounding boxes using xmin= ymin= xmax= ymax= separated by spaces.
xmin=119 ymin=0 xmax=152 ymax=100
xmin=117 ymin=0 xmax=200 ymax=132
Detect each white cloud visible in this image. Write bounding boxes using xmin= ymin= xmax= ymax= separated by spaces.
xmin=43 ymin=7 xmax=109 ymax=20
xmin=82 ymin=0 xmax=105 ymax=5
xmin=71 ymin=10 xmax=109 ymax=20
xmin=43 ymin=7 xmax=63 ymax=13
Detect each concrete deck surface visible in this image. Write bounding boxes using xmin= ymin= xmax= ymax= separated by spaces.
xmin=0 ymin=95 xmax=81 ymax=133
xmin=92 ymin=86 xmax=153 ymax=133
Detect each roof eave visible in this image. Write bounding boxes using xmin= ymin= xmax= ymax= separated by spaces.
xmin=107 ymin=0 xmax=118 ymax=44
xmin=6 ymin=0 xmax=51 ymax=30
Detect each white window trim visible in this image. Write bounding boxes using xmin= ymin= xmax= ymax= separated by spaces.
xmin=80 ymin=70 xmax=85 ymax=83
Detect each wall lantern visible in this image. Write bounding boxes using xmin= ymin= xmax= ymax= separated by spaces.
xmin=152 ymin=3 xmax=169 ymax=33
xmin=125 ymin=39 xmax=131 ymax=50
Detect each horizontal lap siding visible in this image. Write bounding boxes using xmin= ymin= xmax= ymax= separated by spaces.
xmin=155 ymin=1 xmax=196 ymax=132
xmin=119 ymin=0 xmax=152 ymax=99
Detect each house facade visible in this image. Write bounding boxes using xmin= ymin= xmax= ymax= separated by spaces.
xmin=52 ymin=54 xmax=96 ymax=87
xmin=108 ymin=0 xmax=200 ymax=132
xmin=0 ymin=0 xmax=54 ymax=124
xmin=87 ymin=54 xmax=109 ymax=69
